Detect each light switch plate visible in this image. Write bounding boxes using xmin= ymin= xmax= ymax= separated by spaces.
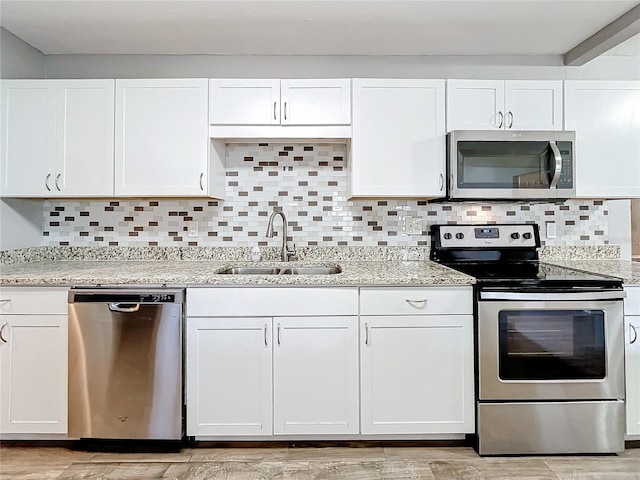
xmin=546 ymin=221 xmax=557 ymax=239
xmin=404 ymin=216 xmax=422 ymax=235
xmin=187 ymin=221 xmax=198 ymax=237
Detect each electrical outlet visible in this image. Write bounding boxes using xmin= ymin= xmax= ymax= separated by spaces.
xmin=546 ymin=221 xmax=557 ymax=239
xmin=404 ymin=216 xmax=423 ymax=235
xmin=187 ymin=221 xmax=198 ymax=237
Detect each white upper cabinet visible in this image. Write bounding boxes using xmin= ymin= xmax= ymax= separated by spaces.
xmin=350 ymin=79 xmax=446 ymax=198
xmin=1 ymin=80 xmax=115 ymax=197
xmin=564 ymin=81 xmax=640 ymax=199
xmin=279 ymin=80 xmax=351 ymax=125
xmin=55 ymin=81 xmax=115 ymax=196
xmin=210 ymin=79 xmax=351 ymax=126
xmin=115 ymin=79 xmax=214 ymax=197
xmin=209 ymin=79 xmax=351 ymax=139
xmin=209 ymin=79 xmax=281 ymax=125
xmin=447 ymin=80 xmax=563 ymax=131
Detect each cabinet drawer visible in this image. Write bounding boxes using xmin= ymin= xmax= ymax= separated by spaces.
xmin=360 ymin=286 xmax=473 ymax=316
xmin=187 ymin=287 xmax=358 ymax=317
xmin=625 ymin=286 xmax=640 ymax=316
xmin=0 ymin=287 xmax=69 ymax=315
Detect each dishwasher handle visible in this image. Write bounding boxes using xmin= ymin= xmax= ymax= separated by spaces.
xmin=108 ymin=303 xmax=141 ymax=313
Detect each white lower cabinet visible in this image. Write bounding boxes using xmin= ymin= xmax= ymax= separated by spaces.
xmin=359 ymin=287 xmax=475 ymax=435
xmin=186 ymin=317 xmax=273 ymax=436
xmin=185 ymin=287 xmax=359 ymax=437
xmin=0 ymin=288 xmax=68 ymax=435
xmin=273 ymin=316 xmax=359 ymax=435
xmin=625 ymin=285 xmax=640 ymax=437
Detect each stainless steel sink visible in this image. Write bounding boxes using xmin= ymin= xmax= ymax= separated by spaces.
xmin=279 ymin=266 xmax=342 ymax=275
xmin=217 ymin=267 xmax=283 ymax=275
xmin=217 ymin=266 xmax=341 ymax=275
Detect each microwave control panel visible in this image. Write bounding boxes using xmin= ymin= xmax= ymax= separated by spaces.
xmin=555 ymin=141 xmax=574 ymax=189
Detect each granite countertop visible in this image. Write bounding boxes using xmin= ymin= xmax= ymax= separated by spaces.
xmin=2 ymin=245 xmax=639 ymax=287
xmin=0 ymin=259 xmax=475 ymax=287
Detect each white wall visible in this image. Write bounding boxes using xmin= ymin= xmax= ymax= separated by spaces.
xmin=0 ymin=27 xmax=45 ymax=79
xmin=43 ymin=54 xmax=640 ymax=80
xmin=0 ymin=199 xmax=44 ymax=250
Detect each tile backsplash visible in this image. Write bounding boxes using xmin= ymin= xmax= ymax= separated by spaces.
xmin=43 ymin=143 xmax=610 ymax=248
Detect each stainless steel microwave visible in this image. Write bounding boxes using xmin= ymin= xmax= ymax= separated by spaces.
xmin=447 ymin=130 xmax=576 ymax=200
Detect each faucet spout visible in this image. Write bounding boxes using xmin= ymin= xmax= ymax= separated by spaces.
xmin=266 ymin=211 xmax=295 ymax=261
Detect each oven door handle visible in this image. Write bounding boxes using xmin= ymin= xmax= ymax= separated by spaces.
xmin=479 ymin=291 xmax=625 ymax=301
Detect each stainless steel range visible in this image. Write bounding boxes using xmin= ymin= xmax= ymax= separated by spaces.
xmin=430 ymin=223 xmax=625 ymax=455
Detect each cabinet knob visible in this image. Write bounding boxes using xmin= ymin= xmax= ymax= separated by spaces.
xmin=523 ymin=232 xmax=532 ymax=240
xmin=511 ymin=232 xmax=520 ymax=240
xmin=455 ymin=232 xmax=465 ymax=239
xmin=443 ymin=232 xmax=452 ymax=240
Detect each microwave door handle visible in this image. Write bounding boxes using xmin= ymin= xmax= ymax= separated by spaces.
xmin=549 ymin=141 xmax=562 ymax=189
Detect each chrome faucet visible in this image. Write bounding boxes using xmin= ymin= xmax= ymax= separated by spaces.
xmin=266 ymin=211 xmax=296 ymax=262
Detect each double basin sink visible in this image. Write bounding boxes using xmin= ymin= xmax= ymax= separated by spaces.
xmin=217 ymin=266 xmax=342 ymax=275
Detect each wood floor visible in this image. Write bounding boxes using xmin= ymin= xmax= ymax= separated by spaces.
xmin=0 ymin=444 xmax=639 ymax=479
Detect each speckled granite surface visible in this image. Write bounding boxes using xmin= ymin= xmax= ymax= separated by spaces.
xmin=2 ymin=245 xmax=638 ymax=287
xmin=0 ymin=259 xmax=474 ymax=287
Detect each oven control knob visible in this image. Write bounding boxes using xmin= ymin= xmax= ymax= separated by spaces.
xmin=510 ymin=232 xmax=520 ymax=239
xmin=455 ymin=232 xmax=464 ymax=240
xmin=443 ymin=233 xmax=452 ymax=240
xmin=523 ymin=232 xmax=532 ymax=240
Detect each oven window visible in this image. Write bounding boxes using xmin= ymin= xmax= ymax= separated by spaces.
xmin=498 ymin=310 xmax=605 ymax=380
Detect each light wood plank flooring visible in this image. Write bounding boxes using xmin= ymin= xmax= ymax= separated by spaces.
xmin=0 ymin=444 xmax=639 ymax=479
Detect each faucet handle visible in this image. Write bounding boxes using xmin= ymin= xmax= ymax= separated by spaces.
xmin=286 ymin=242 xmax=296 ymax=260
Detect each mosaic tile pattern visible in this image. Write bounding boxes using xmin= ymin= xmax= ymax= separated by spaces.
xmin=42 ymin=143 xmax=611 ymax=248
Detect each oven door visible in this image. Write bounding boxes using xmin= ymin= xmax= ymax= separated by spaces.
xmin=477 ymin=291 xmax=624 ymax=401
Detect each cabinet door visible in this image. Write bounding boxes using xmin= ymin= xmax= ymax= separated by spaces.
xmin=351 ymin=79 xmax=446 ymax=198
xmin=360 ymin=315 xmax=474 ymax=434
xmin=185 ymin=317 xmax=272 ymax=436
xmin=446 ymin=80 xmax=504 ymax=131
xmin=565 ymin=81 xmax=640 ymax=198
xmin=273 ymin=316 xmax=358 ymax=435
xmin=209 ymin=79 xmax=280 ymax=125
xmin=505 ymin=81 xmax=563 ymax=131
xmin=0 ymin=315 xmax=68 ymax=434
xmin=56 ymin=80 xmax=115 ymax=196
xmin=0 ymin=80 xmax=56 ymax=196
xmin=115 ymin=79 xmax=209 ymax=196
xmin=626 ymin=315 xmax=640 ymax=436
xmin=280 ymin=79 xmax=351 ymax=125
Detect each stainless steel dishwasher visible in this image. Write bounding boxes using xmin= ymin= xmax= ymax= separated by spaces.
xmin=68 ymin=289 xmax=184 ymax=440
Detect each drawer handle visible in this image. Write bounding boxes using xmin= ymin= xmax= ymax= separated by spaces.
xmin=264 ymin=323 xmax=268 ymax=346
xmin=365 ymin=322 xmax=369 ymax=345
xmin=405 ymin=299 xmax=428 ymax=307
xmin=0 ymin=299 xmax=11 ymax=303
xmin=0 ymin=322 xmax=7 ymax=343
xmin=277 ymin=322 xmax=281 ymax=345
xmin=631 ymin=324 xmax=638 ymax=345
xmin=274 ymin=101 xmax=277 ymax=121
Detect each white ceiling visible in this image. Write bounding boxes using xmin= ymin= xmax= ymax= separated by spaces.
xmin=1 ymin=0 xmax=639 ymax=58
